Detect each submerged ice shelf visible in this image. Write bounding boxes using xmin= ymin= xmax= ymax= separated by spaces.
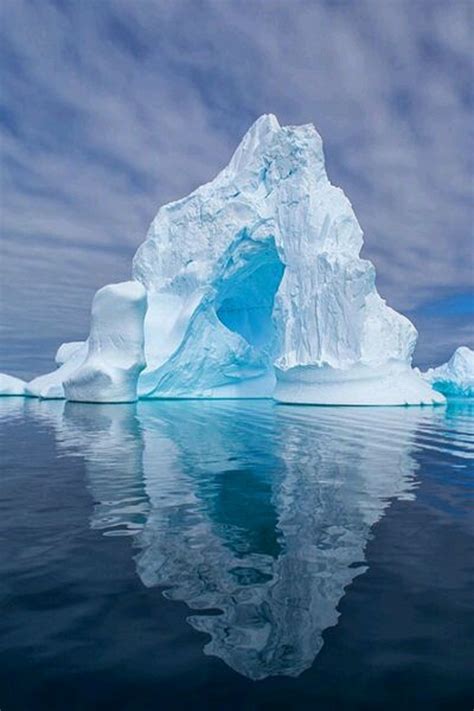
xmin=0 ymin=115 xmax=457 ymax=405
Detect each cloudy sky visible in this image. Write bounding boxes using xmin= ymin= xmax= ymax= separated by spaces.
xmin=1 ymin=0 xmax=473 ymax=378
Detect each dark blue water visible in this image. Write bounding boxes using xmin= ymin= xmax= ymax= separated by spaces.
xmin=0 ymin=398 xmax=473 ymax=710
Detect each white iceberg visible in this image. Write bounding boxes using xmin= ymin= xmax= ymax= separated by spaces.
xmin=0 ymin=373 xmax=27 ymax=396
xmin=422 ymin=346 xmax=474 ymax=398
xmin=2 ymin=115 xmax=445 ymax=405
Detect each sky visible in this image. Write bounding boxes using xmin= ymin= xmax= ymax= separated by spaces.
xmin=0 ymin=0 xmax=473 ymax=378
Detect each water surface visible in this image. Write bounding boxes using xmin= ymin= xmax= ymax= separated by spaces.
xmin=0 ymin=399 xmax=473 ymax=709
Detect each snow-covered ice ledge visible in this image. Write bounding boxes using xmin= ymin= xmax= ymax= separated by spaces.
xmin=0 ymin=115 xmax=449 ymax=405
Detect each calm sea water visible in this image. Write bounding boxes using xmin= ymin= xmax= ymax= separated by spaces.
xmin=0 ymin=398 xmax=473 ymax=710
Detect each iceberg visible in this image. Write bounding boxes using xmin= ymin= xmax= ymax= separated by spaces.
xmin=0 ymin=373 xmax=27 ymax=396
xmin=422 ymin=347 xmax=474 ymax=397
xmin=1 ymin=114 xmax=445 ymax=405
xmin=131 ymin=114 xmax=442 ymax=405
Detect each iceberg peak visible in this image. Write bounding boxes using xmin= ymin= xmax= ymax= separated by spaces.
xmin=227 ymin=113 xmax=281 ymax=173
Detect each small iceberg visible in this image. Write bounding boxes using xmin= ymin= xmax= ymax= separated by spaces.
xmin=422 ymin=347 xmax=474 ymax=398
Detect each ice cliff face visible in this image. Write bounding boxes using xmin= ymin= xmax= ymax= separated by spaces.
xmin=0 ymin=114 xmax=446 ymax=404
xmin=422 ymin=347 xmax=474 ymax=397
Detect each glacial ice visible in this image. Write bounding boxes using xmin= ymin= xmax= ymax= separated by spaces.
xmin=1 ymin=114 xmax=446 ymax=404
xmin=422 ymin=347 xmax=474 ymax=397
xmin=0 ymin=373 xmax=27 ymax=396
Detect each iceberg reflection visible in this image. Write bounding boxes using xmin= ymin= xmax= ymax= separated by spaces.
xmin=134 ymin=402 xmax=420 ymax=679
xmin=25 ymin=399 xmax=473 ymax=680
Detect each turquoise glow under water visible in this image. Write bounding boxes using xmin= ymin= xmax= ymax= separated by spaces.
xmin=0 ymin=398 xmax=473 ymax=709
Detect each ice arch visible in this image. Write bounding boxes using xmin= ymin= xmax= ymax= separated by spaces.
xmin=215 ymin=236 xmax=285 ymax=349
xmin=137 ymin=232 xmax=285 ymax=399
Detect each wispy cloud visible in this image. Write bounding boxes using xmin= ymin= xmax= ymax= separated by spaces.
xmin=1 ymin=0 xmax=473 ymax=377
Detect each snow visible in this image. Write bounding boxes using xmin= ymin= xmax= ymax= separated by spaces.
xmin=1 ymin=115 xmax=446 ymax=405
xmin=422 ymin=347 xmax=474 ymax=397
xmin=0 ymin=373 xmax=27 ymax=396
